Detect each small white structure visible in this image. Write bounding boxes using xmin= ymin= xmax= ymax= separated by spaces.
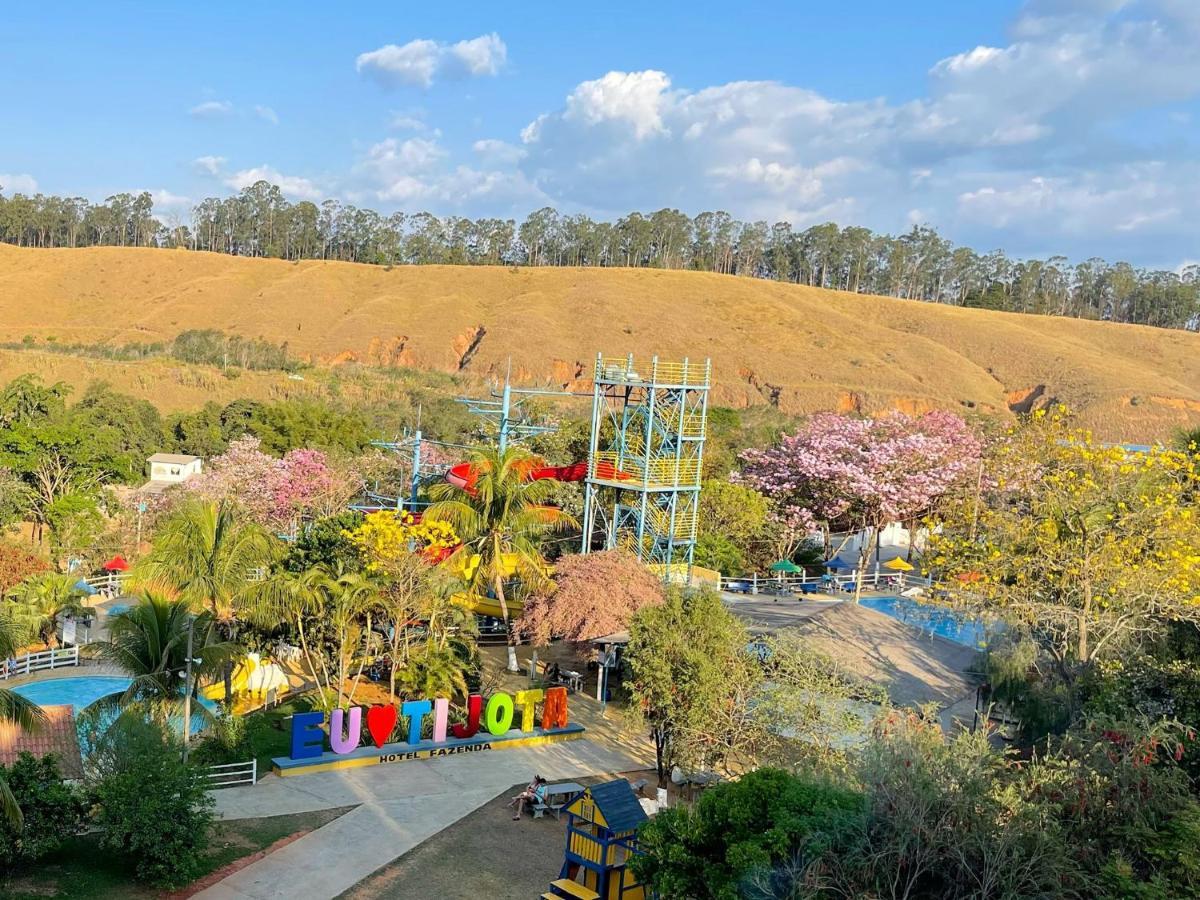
xmin=138 ymin=453 xmax=203 ymax=496
xmin=147 ymin=453 xmax=203 ymax=484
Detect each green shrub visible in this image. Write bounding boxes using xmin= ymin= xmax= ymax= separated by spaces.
xmin=0 ymin=753 xmax=87 ymax=867
xmin=89 ymin=716 xmax=214 ymax=888
xmin=632 ymin=768 xmax=863 ymax=900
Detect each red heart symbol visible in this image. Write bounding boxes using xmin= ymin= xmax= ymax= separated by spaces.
xmin=366 ymin=705 xmax=397 ymax=748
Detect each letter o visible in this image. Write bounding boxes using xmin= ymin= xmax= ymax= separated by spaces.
xmin=484 ymin=693 xmax=515 ymax=736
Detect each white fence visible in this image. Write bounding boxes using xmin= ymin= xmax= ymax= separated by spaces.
xmin=1 ymin=645 xmax=80 ymax=680
xmin=206 ymin=760 xmax=257 ymax=788
xmin=79 ymin=571 xmax=131 ymax=599
xmin=720 ymin=570 xmax=931 ymax=595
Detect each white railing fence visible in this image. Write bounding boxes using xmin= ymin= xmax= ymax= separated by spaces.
xmin=1 ymin=645 xmax=80 ymax=680
xmin=79 ymin=571 xmax=131 ymax=598
xmin=720 ymin=570 xmax=932 ymax=595
xmin=205 ymin=760 xmax=257 ymax=788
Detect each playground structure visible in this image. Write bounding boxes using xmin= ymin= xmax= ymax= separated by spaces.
xmin=353 ymin=352 xmax=711 ymax=613
xmin=199 ymin=652 xmax=288 ymax=703
xmin=545 ymin=779 xmax=649 ymax=900
xmin=582 ymin=355 xmax=710 ymax=579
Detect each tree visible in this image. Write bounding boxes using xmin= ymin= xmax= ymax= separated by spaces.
xmin=95 ymin=588 xmax=240 ymax=719
xmin=696 ymin=478 xmax=774 ymax=573
xmin=626 ymin=588 xmax=763 ymax=785
xmin=516 ymin=549 xmax=664 ymax=646
xmin=0 ymin=615 xmax=43 ymax=827
xmin=425 ymin=446 xmax=577 ymax=672
xmin=631 ymin=768 xmax=863 ymax=900
xmin=6 ymin=572 xmax=85 ymax=647
xmin=928 ymin=411 xmax=1200 ymax=674
xmin=738 ymin=411 xmax=982 ymax=600
xmin=247 ymin=564 xmax=379 ymax=710
xmin=0 ymin=753 xmax=87 ymax=868
xmin=136 ymin=498 xmax=277 ymax=630
xmin=0 ymin=543 xmax=50 ymax=598
xmin=89 ymin=716 xmax=215 ymax=888
xmin=346 ymin=512 xmax=467 ymax=701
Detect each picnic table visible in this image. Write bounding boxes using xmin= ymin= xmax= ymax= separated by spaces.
xmin=535 ymin=781 xmax=584 ymax=820
xmin=561 ymin=669 xmax=584 ymax=693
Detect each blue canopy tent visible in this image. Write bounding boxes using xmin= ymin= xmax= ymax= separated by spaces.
xmin=73 ymin=579 xmax=98 ymax=596
xmin=824 ymin=555 xmax=858 ymax=573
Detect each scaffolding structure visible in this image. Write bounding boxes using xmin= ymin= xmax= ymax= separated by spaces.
xmin=581 ymin=354 xmax=710 ymax=578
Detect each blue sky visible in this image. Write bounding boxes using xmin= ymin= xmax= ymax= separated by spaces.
xmin=2 ymin=0 xmax=1197 ymax=269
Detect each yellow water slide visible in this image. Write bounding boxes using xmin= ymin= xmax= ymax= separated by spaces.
xmin=199 ymin=655 xmax=258 ymax=701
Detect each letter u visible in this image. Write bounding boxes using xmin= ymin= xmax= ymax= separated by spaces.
xmin=330 ymin=707 xmax=363 ymax=755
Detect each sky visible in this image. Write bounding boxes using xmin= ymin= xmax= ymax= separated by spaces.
xmin=1 ymin=0 xmax=1197 ymax=269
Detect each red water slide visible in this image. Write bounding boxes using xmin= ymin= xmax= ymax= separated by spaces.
xmin=445 ymin=458 xmax=628 ymax=494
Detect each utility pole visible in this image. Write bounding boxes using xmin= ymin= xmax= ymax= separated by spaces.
xmin=182 ymin=617 xmax=194 ymax=763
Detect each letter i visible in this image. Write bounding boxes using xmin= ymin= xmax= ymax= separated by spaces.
xmin=432 ymin=698 xmax=449 ymax=742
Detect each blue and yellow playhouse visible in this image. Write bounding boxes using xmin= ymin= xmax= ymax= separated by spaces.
xmin=542 ymin=779 xmax=649 ymax=900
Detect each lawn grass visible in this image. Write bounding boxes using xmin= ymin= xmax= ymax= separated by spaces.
xmin=0 ymin=806 xmax=351 ymax=899
xmin=192 ymin=694 xmax=317 ymax=776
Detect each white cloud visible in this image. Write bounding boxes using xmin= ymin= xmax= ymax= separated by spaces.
xmin=225 ymin=165 xmax=323 ymax=201
xmin=356 ymin=33 xmax=507 ymax=89
xmin=189 ymin=100 xmax=233 ymax=118
xmin=512 ymin=1 xmax=1200 ymax=262
xmin=389 ymin=111 xmax=427 ymax=131
xmin=565 ymin=70 xmax=671 ymax=139
xmin=0 ymin=173 xmax=37 ymax=194
xmin=447 ymin=33 xmax=507 ymax=78
xmin=254 ymin=105 xmax=279 ymax=125
xmin=192 ymin=155 xmax=226 ymax=176
xmin=472 ymin=139 xmax=524 ymax=165
xmin=146 ymin=189 xmax=191 ymax=211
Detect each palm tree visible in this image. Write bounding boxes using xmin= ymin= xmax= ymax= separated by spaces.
xmin=0 ymin=614 xmax=45 ymax=828
xmin=247 ymin=564 xmax=379 ymax=710
xmin=137 ymin=498 xmax=277 ymax=624
xmin=95 ymin=588 xmax=241 ymax=719
xmin=396 ymin=641 xmax=473 ymax=701
xmin=425 ymin=446 xmax=577 ymax=672
xmin=7 ymin=572 xmax=84 ymax=648
xmin=136 ymin=499 xmax=276 ymax=700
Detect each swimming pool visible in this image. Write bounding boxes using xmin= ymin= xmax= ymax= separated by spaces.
xmin=11 ymin=675 xmax=133 ymax=710
xmin=12 ymin=675 xmax=216 ymax=735
xmin=858 ymin=595 xmax=987 ymax=648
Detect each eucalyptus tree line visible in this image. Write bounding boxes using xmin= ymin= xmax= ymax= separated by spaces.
xmin=2 ymin=182 xmax=1197 ymax=330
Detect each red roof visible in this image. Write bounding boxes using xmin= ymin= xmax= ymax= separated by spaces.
xmin=102 ymin=555 xmax=130 ymax=571
xmin=0 ymin=705 xmax=84 ymax=780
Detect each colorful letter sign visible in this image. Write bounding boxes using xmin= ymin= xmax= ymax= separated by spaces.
xmin=285 ymin=687 xmax=574 ymax=767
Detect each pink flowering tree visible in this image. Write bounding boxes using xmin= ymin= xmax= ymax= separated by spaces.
xmin=187 ymin=436 xmax=281 ymax=525
xmin=737 ymin=411 xmax=982 ymax=599
xmin=185 ymin=436 xmax=361 ymax=533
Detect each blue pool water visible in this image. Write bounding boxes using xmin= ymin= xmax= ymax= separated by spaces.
xmin=11 ymin=675 xmax=133 ymax=710
xmin=858 ymin=595 xmax=987 ymax=648
xmin=12 ymin=676 xmax=216 ymax=736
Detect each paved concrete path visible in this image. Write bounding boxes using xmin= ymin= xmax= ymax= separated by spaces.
xmin=196 ymin=735 xmax=650 ymax=899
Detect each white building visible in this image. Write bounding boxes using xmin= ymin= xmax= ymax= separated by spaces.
xmin=140 ymin=453 xmax=203 ymax=495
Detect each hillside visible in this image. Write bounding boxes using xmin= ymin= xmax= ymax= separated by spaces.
xmin=0 ymin=244 xmax=1197 ymax=441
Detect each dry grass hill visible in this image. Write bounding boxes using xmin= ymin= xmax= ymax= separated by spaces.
xmin=1 ymin=244 xmax=1197 ymax=441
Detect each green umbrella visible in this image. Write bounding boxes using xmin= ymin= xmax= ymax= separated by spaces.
xmin=769 ymin=560 xmax=803 ymax=573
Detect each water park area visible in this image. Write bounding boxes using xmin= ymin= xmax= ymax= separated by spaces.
xmin=0 ymin=345 xmax=1198 ymax=900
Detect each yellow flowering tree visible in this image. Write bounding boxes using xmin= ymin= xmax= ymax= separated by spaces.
xmin=344 ymin=510 xmax=459 ymax=570
xmin=928 ymin=409 xmax=1200 ymax=671
xmin=343 ymin=511 xmax=471 ymax=701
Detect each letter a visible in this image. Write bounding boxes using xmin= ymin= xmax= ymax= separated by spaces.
xmin=541 ymin=686 xmax=569 ymax=730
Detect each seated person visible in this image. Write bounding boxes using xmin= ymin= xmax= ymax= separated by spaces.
xmin=510 ymin=775 xmax=548 ymax=820
xmin=545 ymin=661 xmax=561 ymax=683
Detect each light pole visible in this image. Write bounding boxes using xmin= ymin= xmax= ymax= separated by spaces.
xmin=181 ymin=617 xmax=200 ymax=763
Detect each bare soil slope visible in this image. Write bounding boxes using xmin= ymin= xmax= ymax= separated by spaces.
xmin=1 ymin=244 xmax=1197 ymax=439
